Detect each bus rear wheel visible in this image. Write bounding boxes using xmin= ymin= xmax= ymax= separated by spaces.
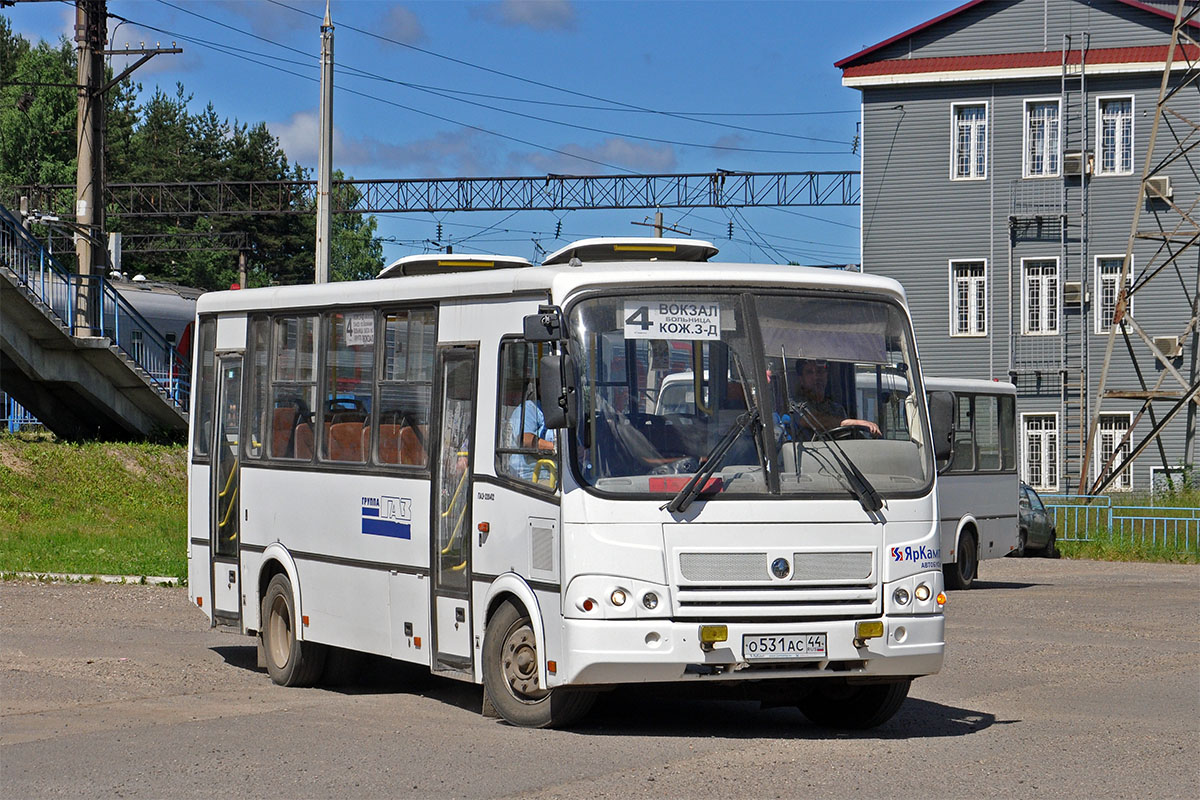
xmin=261 ymin=573 xmax=326 ymax=687
xmin=944 ymin=531 xmax=978 ymax=590
xmin=798 ymin=678 xmax=911 ymax=730
xmin=482 ymin=600 xmax=594 ymax=728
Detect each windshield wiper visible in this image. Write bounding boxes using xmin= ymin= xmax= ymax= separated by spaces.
xmin=664 ymin=408 xmax=760 ymax=514
xmin=789 ymin=401 xmax=883 ymax=514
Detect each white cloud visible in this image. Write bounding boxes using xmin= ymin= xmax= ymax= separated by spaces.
xmin=271 ymin=112 xmax=494 ymax=176
xmin=211 ymin=0 xmax=317 ymax=37
xmin=381 ymin=6 xmax=426 ymax=44
xmin=473 ymin=0 xmax=578 ymax=32
xmin=507 ymin=138 xmax=676 ymax=174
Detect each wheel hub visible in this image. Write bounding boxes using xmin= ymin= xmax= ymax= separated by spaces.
xmin=502 ymin=624 xmax=548 ymax=701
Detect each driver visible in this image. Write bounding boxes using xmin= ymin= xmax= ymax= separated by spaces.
xmin=793 ymin=358 xmax=880 ymax=438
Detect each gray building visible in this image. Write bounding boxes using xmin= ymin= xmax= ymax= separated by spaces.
xmin=838 ymin=0 xmax=1197 ymax=494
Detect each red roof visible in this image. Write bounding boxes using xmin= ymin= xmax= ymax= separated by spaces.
xmin=836 ymin=0 xmax=1197 ymax=71
xmin=842 ymin=43 xmax=1200 ymax=78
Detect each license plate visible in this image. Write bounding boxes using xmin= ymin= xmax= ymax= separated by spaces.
xmin=742 ymin=633 xmax=827 ymax=660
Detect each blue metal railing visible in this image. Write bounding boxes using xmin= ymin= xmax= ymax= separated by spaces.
xmin=1042 ymin=494 xmax=1199 ymax=550
xmin=0 ymin=204 xmax=189 ymax=410
xmin=1 ymin=394 xmax=41 ymax=432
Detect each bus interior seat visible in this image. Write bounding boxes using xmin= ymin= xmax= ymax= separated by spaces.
xmin=294 ymin=422 xmax=315 ymax=460
xmin=376 ymin=424 xmax=401 ymax=464
xmin=328 ymin=421 xmax=365 ymax=462
xmin=953 ymin=437 xmax=974 ymax=469
xmin=399 ymin=426 xmax=426 ymax=465
xmin=271 ymin=406 xmax=298 ymax=457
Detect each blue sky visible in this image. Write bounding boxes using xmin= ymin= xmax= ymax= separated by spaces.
xmin=5 ymin=0 xmax=953 ymax=267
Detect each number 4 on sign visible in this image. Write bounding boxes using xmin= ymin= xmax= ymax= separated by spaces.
xmin=625 ymin=306 xmax=653 ymax=331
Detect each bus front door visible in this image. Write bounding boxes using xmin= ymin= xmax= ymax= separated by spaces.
xmin=210 ymin=354 xmax=243 ymax=627
xmin=430 ymin=346 xmax=477 ymax=676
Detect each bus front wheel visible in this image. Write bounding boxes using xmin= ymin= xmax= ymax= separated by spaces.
xmin=261 ymin=573 xmax=326 ymax=687
xmin=482 ymin=600 xmax=594 ymax=728
xmin=944 ymin=531 xmax=978 ymax=590
xmin=798 ymin=678 xmax=911 ymax=730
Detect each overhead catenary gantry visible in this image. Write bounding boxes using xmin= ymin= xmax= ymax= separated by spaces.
xmin=11 ymin=170 xmax=859 ymax=218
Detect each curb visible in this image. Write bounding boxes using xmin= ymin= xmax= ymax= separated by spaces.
xmin=3 ymin=571 xmax=182 ymax=586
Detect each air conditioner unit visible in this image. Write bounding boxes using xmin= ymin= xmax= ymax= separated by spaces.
xmin=1063 ymin=281 xmax=1084 ymax=305
xmin=1063 ymin=152 xmax=1089 ymax=176
xmin=1145 ymin=175 xmax=1173 ymax=200
xmin=1154 ymin=335 xmax=1182 ymax=358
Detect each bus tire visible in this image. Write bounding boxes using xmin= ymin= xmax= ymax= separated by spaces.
xmin=798 ymin=678 xmax=911 ymax=730
xmin=261 ymin=573 xmax=326 ymax=687
xmin=482 ymin=600 xmax=594 ymax=728
xmin=944 ymin=531 xmax=978 ymax=590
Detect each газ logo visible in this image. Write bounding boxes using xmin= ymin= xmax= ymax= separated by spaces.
xmin=361 ymin=495 xmax=412 ymax=539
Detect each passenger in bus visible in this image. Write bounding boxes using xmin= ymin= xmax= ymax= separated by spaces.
xmin=509 ymin=389 xmax=556 ymax=481
xmin=792 ymin=358 xmax=880 ymax=438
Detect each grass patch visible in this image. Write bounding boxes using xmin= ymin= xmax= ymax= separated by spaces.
xmin=1057 ymin=537 xmax=1200 ymax=564
xmin=0 ymin=434 xmax=187 ymax=580
xmin=1051 ymin=485 xmax=1200 ymax=564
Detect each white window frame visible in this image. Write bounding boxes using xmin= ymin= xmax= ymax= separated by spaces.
xmin=1095 ymin=413 xmax=1134 ymax=491
xmin=950 ymin=102 xmax=988 ymax=181
xmin=1021 ymin=257 xmax=1059 ymax=335
xmin=948 ymin=259 xmax=988 ymax=337
xmin=1021 ymin=412 xmax=1059 ymax=492
xmin=1094 ymin=255 xmax=1134 ymax=334
xmin=1023 ymin=98 xmax=1061 ymax=178
xmin=1095 ymin=95 xmax=1135 ymax=176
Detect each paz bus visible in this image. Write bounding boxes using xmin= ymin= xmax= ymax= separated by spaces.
xmin=187 ymin=238 xmax=954 ymax=729
xmin=858 ymin=375 xmax=1020 ymax=588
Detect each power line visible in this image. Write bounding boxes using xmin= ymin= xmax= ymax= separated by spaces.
xmin=264 ymin=0 xmax=854 ymax=148
xmin=142 ymin=1 xmax=849 ymax=155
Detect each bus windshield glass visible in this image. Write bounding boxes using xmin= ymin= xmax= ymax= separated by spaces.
xmin=567 ymin=291 xmax=932 ymax=499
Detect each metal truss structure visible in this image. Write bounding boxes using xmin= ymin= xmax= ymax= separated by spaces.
xmin=1081 ymin=0 xmax=1200 ymax=494
xmin=11 ymin=170 xmax=859 ymax=218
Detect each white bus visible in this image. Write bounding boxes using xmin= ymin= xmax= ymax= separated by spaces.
xmin=924 ymin=378 xmax=1019 ymax=588
xmin=187 ymin=238 xmax=953 ymax=729
xmin=858 ymin=376 xmax=1020 ymax=589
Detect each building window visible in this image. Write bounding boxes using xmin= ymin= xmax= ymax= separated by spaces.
xmin=1022 ymin=413 xmax=1059 ymax=491
xmin=952 ymin=103 xmax=987 ymax=179
xmin=1024 ymin=100 xmax=1060 ymax=177
xmin=949 ymin=260 xmax=987 ymax=336
xmin=1097 ymin=97 xmax=1133 ymax=176
xmin=1022 ymin=258 xmax=1059 ymax=335
xmin=1096 ymin=414 xmax=1133 ymax=490
xmin=1095 ymin=256 xmax=1133 ymax=334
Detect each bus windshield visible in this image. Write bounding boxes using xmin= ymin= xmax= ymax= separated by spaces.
xmin=567 ymin=291 xmax=932 ymax=499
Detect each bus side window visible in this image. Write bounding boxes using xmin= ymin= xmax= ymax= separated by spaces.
xmin=374 ymin=307 xmax=436 ymax=467
xmin=495 ymin=338 xmax=557 ymax=489
xmin=321 ymin=310 xmax=373 ymax=464
xmin=952 ymin=394 xmax=975 ymax=471
xmin=268 ymin=315 xmax=318 ymax=460
xmin=244 ymin=315 xmax=269 ymax=460
xmin=975 ymin=395 xmax=1001 ymax=470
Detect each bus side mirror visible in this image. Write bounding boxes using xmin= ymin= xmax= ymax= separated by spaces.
xmin=539 ymin=354 xmax=576 ymax=428
xmin=523 ymin=305 xmax=566 ymax=342
xmin=928 ymin=391 xmax=955 ymax=463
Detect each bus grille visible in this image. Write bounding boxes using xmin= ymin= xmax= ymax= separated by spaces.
xmin=674 ymin=551 xmax=879 ymax=618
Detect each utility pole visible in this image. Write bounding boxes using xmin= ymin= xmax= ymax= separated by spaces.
xmin=314 ymin=0 xmax=334 ymax=284
xmin=631 ymin=210 xmax=691 ymax=238
xmin=74 ymin=0 xmax=105 ymax=334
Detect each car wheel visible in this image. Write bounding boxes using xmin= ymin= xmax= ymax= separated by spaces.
xmin=798 ymin=679 xmax=911 ymax=730
xmin=1043 ymin=529 xmax=1059 ymax=559
xmin=1016 ymin=529 xmax=1028 ymax=557
xmin=482 ymin=600 xmax=594 ymax=728
xmin=944 ymin=531 xmax=978 ymax=590
xmin=261 ymin=573 xmax=326 ymax=687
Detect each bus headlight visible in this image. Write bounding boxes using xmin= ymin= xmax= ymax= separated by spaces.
xmin=610 ymin=589 xmax=627 ymax=606
xmin=892 ymin=587 xmax=911 ymax=606
xmin=641 ymin=592 xmax=659 ymax=610
xmin=914 ymin=583 xmax=931 ymax=602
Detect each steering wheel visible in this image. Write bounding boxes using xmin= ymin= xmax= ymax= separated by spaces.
xmin=826 ymin=424 xmax=877 ymax=441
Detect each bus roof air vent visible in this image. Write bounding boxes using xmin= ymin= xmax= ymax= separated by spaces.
xmin=377 ymin=253 xmax=533 ymax=279
xmin=541 ymin=237 xmax=719 ymax=266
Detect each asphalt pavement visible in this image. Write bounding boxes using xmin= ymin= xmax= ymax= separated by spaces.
xmin=1 ymin=557 xmax=1197 ymax=799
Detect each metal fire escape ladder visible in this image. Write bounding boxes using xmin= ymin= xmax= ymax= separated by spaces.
xmin=1061 ymin=33 xmax=1090 ymax=493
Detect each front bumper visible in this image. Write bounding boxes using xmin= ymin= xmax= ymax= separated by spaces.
xmin=554 ymin=614 xmax=944 ymax=687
